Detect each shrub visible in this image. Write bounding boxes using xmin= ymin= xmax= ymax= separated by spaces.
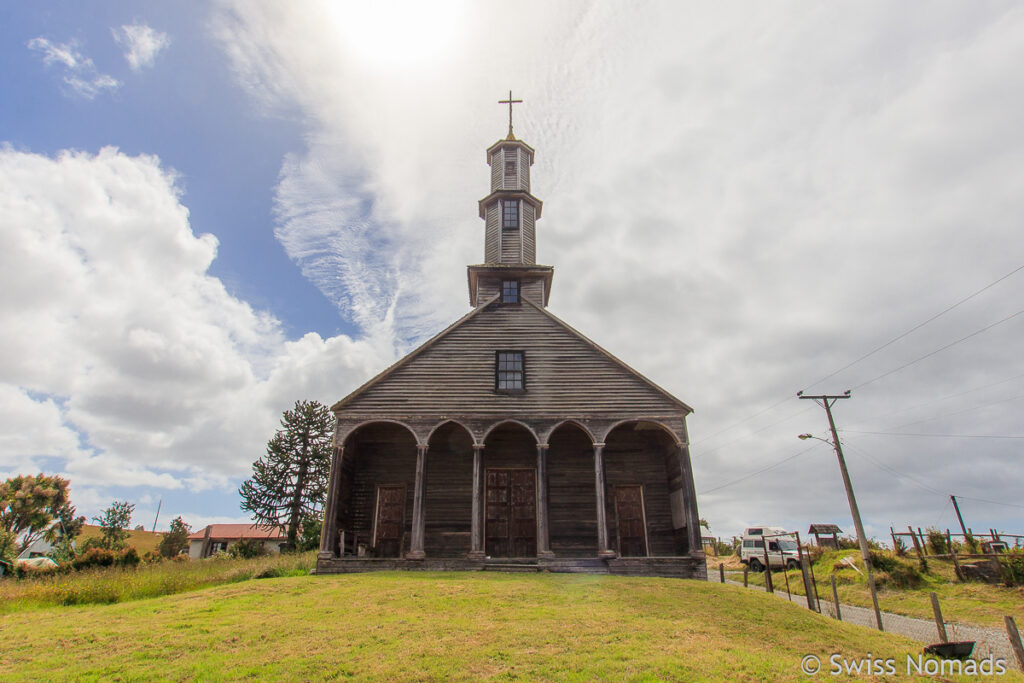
xmin=892 ymin=536 xmax=907 ymax=556
xmin=227 ymin=538 xmax=266 ymax=559
xmin=926 ymin=527 xmax=949 ymax=555
xmin=869 ymin=550 xmax=926 ymax=588
xmin=72 ymin=547 xmax=139 ymax=571
xmin=998 ymin=550 xmax=1024 ymax=587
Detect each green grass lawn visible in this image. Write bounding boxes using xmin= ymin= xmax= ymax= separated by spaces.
xmin=721 ymin=553 xmax=1024 ymax=629
xmin=3 ymin=571 xmax=1016 ymax=682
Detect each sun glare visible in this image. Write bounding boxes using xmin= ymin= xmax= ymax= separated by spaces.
xmin=330 ymin=0 xmax=466 ymax=67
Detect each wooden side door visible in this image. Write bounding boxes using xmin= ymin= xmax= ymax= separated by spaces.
xmin=510 ymin=469 xmax=537 ymax=558
xmin=614 ymin=485 xmax=648 ymax=557
xmin=485 ymin=470 xmax=510 ymax=557
xmin=374 ymin=485 xmax=406 ymax=558
xmin=485 ymin=469 xmax=537 ymax=557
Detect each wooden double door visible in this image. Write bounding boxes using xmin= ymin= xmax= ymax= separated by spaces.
xmin=485 ymin=469 xmax=536 ymax=557
xmin=373 ymin=485 xmax=406 ymax=558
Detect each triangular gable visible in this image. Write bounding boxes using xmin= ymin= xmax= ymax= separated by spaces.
xmin=333 ymin=296 xmax=692 ymax=416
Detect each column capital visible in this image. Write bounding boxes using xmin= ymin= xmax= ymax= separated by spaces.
xmin=536 ymin=443 xmax=549 ymax=450
xmin=592 ymin=442 xmax=606 ymax=449
xmin=472 ymin=443 xmax=485 ymax=451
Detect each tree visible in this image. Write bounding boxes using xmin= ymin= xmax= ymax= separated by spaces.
xmin=0 ymin=473 xmax=71 ymax=554
xmin=158 ymin=516 xmax=192 ymax=558
xmin=90 ymin=501 xmax=135 ymax=550
xmin=44 ymin=502 xmax=86 ymax=562
xmin=239 ymin=400 xmax=334 ymax=549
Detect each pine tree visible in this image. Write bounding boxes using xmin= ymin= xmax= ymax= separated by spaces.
xmin=239 ymin=400 xmax=334 ymax=549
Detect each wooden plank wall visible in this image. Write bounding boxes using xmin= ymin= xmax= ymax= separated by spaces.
xmin=485 ymin=204 xmax=500 ymax=263
xmin=548 ymin=425 xmax=598 ymax=556
xmin=518 ymin=147 xmax=530 ymax=192
xmin=344 ymin=424 xmax=418 ymax=558
xmin=424 ymin=423 xmax=474 ymax=557
xmin=341 ymin=304 xmax=685 ymax=418
xmin=604 ymin=429 xmax=685 ymax=556
xmin=490 ymin=151 xmax=501 ymax=191
xmin=500 ymin=204 xmax=522 ymax=263
xmin=522 ymin=204 xmax=536 ymax=264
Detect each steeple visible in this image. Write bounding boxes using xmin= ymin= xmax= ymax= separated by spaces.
xmin=467 ymin=93 xmax=554 ymax=308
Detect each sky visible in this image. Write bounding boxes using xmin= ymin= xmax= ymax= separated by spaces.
xmin=2 ymin=1 xmax=1022 ymax=543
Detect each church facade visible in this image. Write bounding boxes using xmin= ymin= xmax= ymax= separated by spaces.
xmin=317 ymin=112 xmax=705 ymax=579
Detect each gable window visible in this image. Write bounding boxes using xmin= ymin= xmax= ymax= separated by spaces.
xmin=501 ymin=279 xmax=520 ymax=304
xmin=502 ymin=199 xmax=519 ymax=230
xmin=495 ymin=351 xmax=525 ymax=391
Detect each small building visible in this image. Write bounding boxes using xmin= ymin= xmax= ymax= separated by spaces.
xmin=188 ymin=524 xmax=286 ymax=559
xmin=808 ymin=524 xmax=842 ymax=549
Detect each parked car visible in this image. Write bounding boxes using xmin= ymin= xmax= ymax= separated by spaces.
xmin=739 ymin=526 xmax=800 ymax=571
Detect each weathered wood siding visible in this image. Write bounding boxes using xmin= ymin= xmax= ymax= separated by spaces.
xmin=522 ymin=203 xmax=536 ymax=264
xmin=490 ymin=151 xmax=502 ymax=191
xmin=548 ymin=425 xmax=598 ymax=556
xmin=338 ymin=303 xmax=684 ymax=420
xmin=342 ymin=424 xmax=417 ymax=557
xmin=521 ymin=279 xmax=544 ymax=304
xmin=604 ymin=429 xmax=687 ymax=556
xmin=500 ymin=206 xmax=522 ymax=263
xmin=484 ymin=203 xmax=500 ymax=263
xmin=518 ymin=147 xmax=530 ymax=192
xmin=424 ymin=422 xmax=474 ymax=557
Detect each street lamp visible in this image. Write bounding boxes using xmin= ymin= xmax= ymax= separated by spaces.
xmin=797 ymin=410 xmax=884 ymax=632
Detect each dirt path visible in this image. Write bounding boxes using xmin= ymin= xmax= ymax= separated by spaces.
xmin=709 ymin=574 xmax=1017 ymax=664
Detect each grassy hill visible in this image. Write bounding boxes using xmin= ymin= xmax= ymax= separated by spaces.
xmin=77 ymin=524 xmax=163 ymax=555
xmin=3 ymin=571 xmax=1012 ymax=682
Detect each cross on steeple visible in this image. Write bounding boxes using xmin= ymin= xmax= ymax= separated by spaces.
xmin=498 ymin=90 xmax=523 ymax=139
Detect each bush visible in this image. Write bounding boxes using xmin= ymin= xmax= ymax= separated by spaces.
xmin=869 ymin=550 xmax=926 ymax=589
xmin=227 ymin=538 xmax=266 ymax=559
xmin=926 ymin=527 xmax=949 ymax=555
xmin=998 ymin=550 xmax=1024 ymax=587
xmin=72 ymin=547 xmax=139 ymax=571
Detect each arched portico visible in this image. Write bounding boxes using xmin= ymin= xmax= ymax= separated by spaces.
xmin=424 ymin=421 xmax=475 ymax=557
xmin=481 ymin=422 xmax=538 ymax=558
xmin=547 ymin=421 xmax=597 ymax=556
xmin=603 ymin=420 xmax=697 ymax=557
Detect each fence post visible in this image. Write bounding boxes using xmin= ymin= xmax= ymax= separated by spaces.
xmin=743 ymin=563 xmax=749 ymax=587
xmin=800 ymin=555 xmax=816 ymax=611
xmin=908 ymin=525 xmax=924 ymax=559
xmin=950 ymin=552 xmax=963 ymax=582
xmin=1005 ymin=616 xmax=1024 ymax=673
xmin=762 ymin=543 xmax=774 ymax=593
xmin=929 ymin=592 xmax=948 ymax=643
xmin=719 ymin=562 xmax=725 ymax=584
xmin=831 ymin=574 xmax=842 ymax=621
xmin=890 ymin=526 xmax=899 ymax=552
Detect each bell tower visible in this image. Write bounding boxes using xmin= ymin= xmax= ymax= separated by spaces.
xmin=468 ymin=92 xmax=554 ymax=307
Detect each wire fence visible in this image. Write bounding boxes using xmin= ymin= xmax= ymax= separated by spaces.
xmin=706 ymin=555 xmax=1023 ymax=669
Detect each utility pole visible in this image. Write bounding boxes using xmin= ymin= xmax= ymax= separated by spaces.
xmin=152 ymin=499 xmax=162 ymax=533
xmin=798 ymin=390 xmax=884 ymax=631
xmin=950 ymin=495 xmax=968 ymax=539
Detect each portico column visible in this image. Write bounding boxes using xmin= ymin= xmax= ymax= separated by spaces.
xmin=468 ymin=444 xmax=485 ymax=559
xmin=593 ymin=442 xmax=617 ymax=558
xmin=407 ymin=444 xmax=428 ymax=560
xmin=677 ymin=442 xmax=702 ymax=555
xmin=318 ymin=445 xmax=344 ymax=560
xmin=536 ymin=443 xmax=554 ymax=559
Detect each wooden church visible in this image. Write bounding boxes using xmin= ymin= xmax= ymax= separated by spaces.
xmin=317 ymin=98 xmax=705 ymax=578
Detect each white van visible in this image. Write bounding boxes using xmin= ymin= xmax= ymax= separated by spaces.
xmin=739 ymin=526 xmax=800 ymax=571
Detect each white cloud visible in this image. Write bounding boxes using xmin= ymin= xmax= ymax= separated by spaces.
xmin=211 ymin=1 xmax=1024 ymax=539
xmin=0 ymin=146 xmax=392 ymax=514
xmin=27 ymin=37 xmax=121 ymax=99
xmin=112 ymin=24 xmax=171 ymax=71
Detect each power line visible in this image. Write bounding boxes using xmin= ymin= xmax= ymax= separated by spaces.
xmin=696 ymin=405 xmax=813 ymax=459
xmin=692 ymin=395 xmax=793 ymax=446
xmin=953 ymin=495 xmax=1024 ymax=511
xmin=844 ymin=430 xmax=1024 ymax=439
xmin=848 ymin=371 xmax=1024 ymax=427
xmin=887 ymin=393 xmax=1024 ymax=431
xmin=698 ymin=444 xmax=818 ymax=495
xmin=840 ymin=441 xmax=944 ymax=496
xmin=852 ymin=307 xmax=1024 ymax=391
xmin=805 ymin=262 xmax=1024 ymax=391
